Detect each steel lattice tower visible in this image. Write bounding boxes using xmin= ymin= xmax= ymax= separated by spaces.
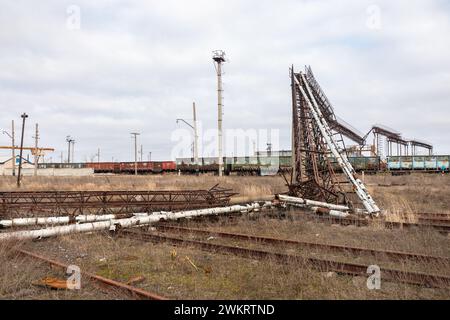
xmin=287 ymin=66 xmax=380 ymax=215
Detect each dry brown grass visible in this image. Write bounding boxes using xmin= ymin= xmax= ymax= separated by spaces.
xmin=363 ymin=173 xmax=450 ymax=222
xmin=0 ymin=240 xmax=127 ymax=299
xmin=0 ymin=175 xmax=287 ymax=199
xmin=10 ymin=227 xmax=448 ymax=300
xmin=2 ymin=173 xmax=449 ymax=299
xmin=2 ymin=173 xmax=450 ymax=220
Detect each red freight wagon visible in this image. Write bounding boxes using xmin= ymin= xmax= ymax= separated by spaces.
xmin=162 ymin=161 xmax=176 ymax=171
xmin=85 ymin=162 xmax=116 ymax=173
xmin=85 ymin=161 xmax=176 ymax=174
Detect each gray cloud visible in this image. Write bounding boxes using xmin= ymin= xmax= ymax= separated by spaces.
xmin=0 ymin=0 xmax=449 ymax=162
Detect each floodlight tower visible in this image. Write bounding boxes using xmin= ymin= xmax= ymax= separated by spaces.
xmin=66 ymin=135 xmax=75 ymax=163
xmin=213 ymin=50 xmax=226 ymax=177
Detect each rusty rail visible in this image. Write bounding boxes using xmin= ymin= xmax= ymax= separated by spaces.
xmin=288 ymin=210 xmax=450 ymax=234
xmin=155 ymin=224 xmax=450 ymax=265
xmin=414 ymin=212 xmax=450 ymax=219
xmin=121 ymin=230 xmax=450 ymax=289
xmin=417 ymin=217 xmax=450 ymax=225
xmin=0 ymin=184 xmax=237 ymax=217
xmin=16 ymin=249 xmax=167 ymax=300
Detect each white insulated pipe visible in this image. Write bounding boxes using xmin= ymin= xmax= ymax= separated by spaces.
xmin=0 ymin=214 xmax=117 ymax=228
xmin=278 ymin=194 xmax=350 ymax=211
xmin=310 ymin=206 xmax=350 ymax=218
xmin=0 ymin=203 xmax=261 ymax=241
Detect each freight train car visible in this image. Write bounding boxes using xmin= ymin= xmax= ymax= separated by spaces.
xmin=177 ymin=155 xmax=383 ymax=175
xmin=84 ymin=161 xmax=176 ymax=174
xmin=387 ymin=155 xmax=449 ymax=172
xmin=38 ymin=163 xmax=86 ymax=169
xmin=330 ymin=156 xmax=382 ymax=173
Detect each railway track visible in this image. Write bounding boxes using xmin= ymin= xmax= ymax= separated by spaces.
xmin=121 ymin=229 xmax=450 ymax=289
xmin=413 ymin=213 xmax=450 ymax=225
xmin=415 ymin=212 xmax=450 ymax=219
xmin=288 ymin=211 xmax=450 ymax=233
xmin=17 ymin=249 xmax=167 ymax=300
xmin=154 ymin=224 xmax=450 ymax=265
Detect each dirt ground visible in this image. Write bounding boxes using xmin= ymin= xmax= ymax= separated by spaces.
xmin=3 ymin=214 xmax=448 ymax=300
xmin=0 ymin=173 xmax=449 ymax=299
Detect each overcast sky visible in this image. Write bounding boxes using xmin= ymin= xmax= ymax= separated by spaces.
xmin=0 ymin=0 xmax=449 ymax=162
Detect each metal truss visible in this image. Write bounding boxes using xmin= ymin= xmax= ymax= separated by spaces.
xmin=0 ymin=184 xmax=237 ymax=218
xmin=287 ymin=66 xmax=380 ymax=215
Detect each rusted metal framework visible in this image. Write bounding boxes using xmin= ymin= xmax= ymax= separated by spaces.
xmin=409 ymin=139 xmax=433 ymax=156
xmin=365 ymin=125 xmax=434 ymax=157
xmin=0 ymin=185 xmax=236 ymax=218
xmin=287 ymin=66 xmax=380 ymax=214
xmin=288 ymin=66 xmax=348 ymax=206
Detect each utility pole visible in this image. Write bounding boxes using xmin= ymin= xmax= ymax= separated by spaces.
xmin=130 ymin=132 xmax=140 ymax=175
xmin=60 ymin=151 xmax=63 ymax=163
xmin=140 ymin=144 xmax=143 ymax=162
xmin=176 ymin=103 xmax=199 ymax=173
xmin=17 ymin=113 xmax=28 ymax=188
xmin=33 ymin=123 xmax=39 ymax=176
xmin=2 ymin=122 xmax=16 ymax=176
xmin=193 ymin=102 xmax=199 ymax=175
xmin=97 ymin=147 xmax=100 ymax=163
xmin=71 ymin=140 xmax=75 ymax=163
xmin=11 ymin=120 xmax=15 ymax=176
xmin=213 ymin=50 xmax=226 ymax=177
xmin=66 ymin=136 xmax=72 ymax=163
xmin=148 ymin=152 xmax=152 ymax=161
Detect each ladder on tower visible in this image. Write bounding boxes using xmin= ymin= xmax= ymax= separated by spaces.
xmin=293 ymin=70 xmax=380 ymax=215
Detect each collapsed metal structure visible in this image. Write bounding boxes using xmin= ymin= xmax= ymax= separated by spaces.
xmin=288 ymin=66 xmax=380 ymax=215
xmin=0 ymin=184 xmax=236 ymax=218
xmin=0 ymin=203 xmax=265 ymax=241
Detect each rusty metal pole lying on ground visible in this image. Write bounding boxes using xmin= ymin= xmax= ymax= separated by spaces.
xmin=0 ymin=203 xmax=265 ymax=241
xmin=0 ymin=186 xmax=237 ymax=216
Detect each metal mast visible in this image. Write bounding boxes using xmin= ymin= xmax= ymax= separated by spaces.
xmin=33 ymin=123 xmax=39 ymax=176
xmin=1 ymin=121 xmax=16 ymax=176
xmin=213 ymin=50 xmax=226 ymax=177
xmin=71 ymin=140 xmax=75 ymax=163
xmin=17 ymin=113 xmax=28 ymax=188
xmin=66 ymin=136 xmax=74 ymax=163
xmin=11 ymin=120 xmax=15 ymax=176
xmin=193 ymin=102 xmax=199 ymax=174
xmin=289 ymin=66 xmax=380 ymax=215
xmin=130 ymin=132 xmax=140 ymax=175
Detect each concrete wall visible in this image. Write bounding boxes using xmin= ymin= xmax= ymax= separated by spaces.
xmin=1 ymin=168 xmax=94 ymax=176
xmin=0 ymin=163 xmax=33 ymax=175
